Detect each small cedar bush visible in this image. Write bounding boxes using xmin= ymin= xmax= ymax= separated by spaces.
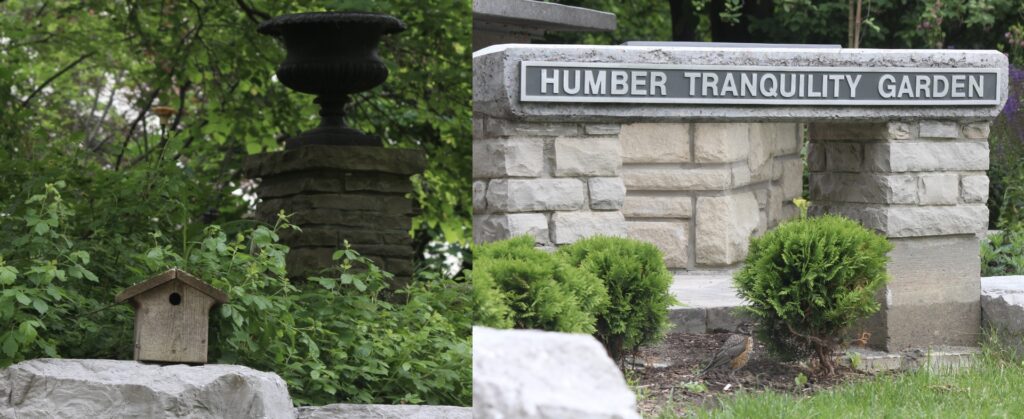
xmin=559 ymin=236 xmax=676 ymax=362
xmin=471 ymin=235 xmax=608 ymax=333
xmin=734 ymin=214 xmax=892 ymax=374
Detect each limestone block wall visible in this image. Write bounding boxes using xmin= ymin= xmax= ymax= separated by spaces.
xmin=473 ymin=117 xmax=804 ymax=270
xmin=807 ymin=120 xmax=990 ymax=350
xmin=473 ymin=117 xmax=627 ymax=248
xmin=246 ymin=145 xmax=425 ymax=281
xmin=621 ymin=122 xmax=803 ymax=270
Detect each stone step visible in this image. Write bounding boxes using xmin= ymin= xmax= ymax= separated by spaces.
xmin=668 ymin=270 xmax=751 ymax=333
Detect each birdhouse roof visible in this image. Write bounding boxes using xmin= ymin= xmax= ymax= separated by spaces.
xmin=115 ymin=268 xmax=229 ymax=304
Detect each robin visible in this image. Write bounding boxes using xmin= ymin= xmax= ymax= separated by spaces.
xmin=700 ymin=324 xmax=754 ymax=379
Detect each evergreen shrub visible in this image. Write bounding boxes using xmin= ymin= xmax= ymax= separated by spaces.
xmin=471 ymin=235 xmax=608 ymax=333
xmin=734 ymin=215 xmax=892 ymax=374
xmin=559 ymin=236 xmax=676 ymax=362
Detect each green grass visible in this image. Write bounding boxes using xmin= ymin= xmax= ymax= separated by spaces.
xmin=663 ymin=339 xmax=1024 ymax=418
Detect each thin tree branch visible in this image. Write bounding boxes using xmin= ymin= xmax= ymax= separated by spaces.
xmin=20 ymin=51 xmax=96 ymax=107
xmin=114 ymin=87 xmax=162 ymax=170
xmin=235 ymin=0 xmax=270 ymax=24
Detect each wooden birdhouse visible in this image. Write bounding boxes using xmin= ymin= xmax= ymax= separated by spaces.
xmin=115 ymin=268 xmax=229 ymax=364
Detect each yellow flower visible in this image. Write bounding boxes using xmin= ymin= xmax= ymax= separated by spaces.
xmin=792 ymin=198 xmax=810 ymax=218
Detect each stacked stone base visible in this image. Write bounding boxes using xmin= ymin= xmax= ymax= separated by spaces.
xmin=809 ymin=121 xmax=989 ymax=351
xmin=246 ymin=145 xmax=425 ymax=282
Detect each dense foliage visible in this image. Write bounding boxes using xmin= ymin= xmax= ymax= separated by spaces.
xmin=548 ymin=0 xmax=1024 ymax=66
xmin=0 ymin=0 xmax=471 ymax=407
xmin=0 ymin=183 xmax=472 ymax=405
xmin=734 ymin=215 xmax=891 ymax=375
xmin=471 ymin=236 xmax=609 ymax=333
xmin=0 ymin=0 xmax=470 ymax=247
xmin=559 ymin=236 xmax=676 ymax=362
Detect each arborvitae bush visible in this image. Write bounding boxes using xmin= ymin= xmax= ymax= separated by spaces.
xmin=734 ymin=215 xmax=892 ymax=374
xmin=471 ymin=235 xmax=608 ymax=333
xmin=559 ymin=236 xmax=676 ymax=362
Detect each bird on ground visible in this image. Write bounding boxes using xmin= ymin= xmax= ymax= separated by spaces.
xmin=700 ymin=324 xmax=754 ymax=379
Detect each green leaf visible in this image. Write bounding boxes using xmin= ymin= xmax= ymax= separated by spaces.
xmin=2 ymin=334 xmax=17 ymax=357
xmin=14 ymin=292 xmax=31 ymax=306
xmin=31 ymin=298 xmax=47 ymax=315
xmin=0 ymin=266 xmax=17 ymax=285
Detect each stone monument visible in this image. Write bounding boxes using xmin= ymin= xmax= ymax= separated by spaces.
xmin=473 ymin=43 xmax=1007 ymax=351
xmin=247 ymin=12 xmax=425 ymax=282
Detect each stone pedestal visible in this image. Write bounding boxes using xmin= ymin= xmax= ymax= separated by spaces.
xmin=245 ymin=145 xmax=425 ymax=281
xmin=808 ymin=121 xmax=990 ymax=351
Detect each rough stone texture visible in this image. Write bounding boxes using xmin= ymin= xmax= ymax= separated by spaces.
xmin=619 ymin=123 xmax=690 ymax=163
xmin=248 ymin=148 xmax=422 ymax=281
xmin=627 ymin=221 xmax=688 ymax=268
xmin=474 ymin=214 xmax=550 ymax=245
xmin=551 ymin=211 xmax=627 ymax=244
xmin=622 ymin=195 xmax=692 ymax=218
xmin=474 ymin=45 xmax=1008 ymax=121
xmin=806 ymin=142 xmax=825 ymax=172
xmin=694 ymin=123 xmax=749 ymax=163
xmin=486 ymin=179 xmax=586 ymax=212
xmin=961 ymin=175 xmax=989 ymax=203
xmin=963 ymin=122 xmax=992 ymax=139
xmin=770 ymin=123 xmax=802 ymax=154
xmin=473 ymin=181 xmax=487 ymax=212
xmin=864 ymin=141 xmax=989 ymax=172
xmin=0 ymin=359 xmax=293 ymax=419
xmin=822 ymin=142 xmax=863 ymax=172
xmin=981 ymin=276 xmax=1024 ymax=342
xmin=747 ymin=125 xmax=773 ymax=181
xmin=695 ymin=193 xmax=759 ymax=266
xmin=473 ymin=138 xmax=544 ymax=178
xmin=778 ymin=157 xmax=804 ymax=199
xmin=473 ymin=327 xmax=640 ymax=419
xmin=874 ymin=236 xmax=982 ymax=350
xmin=812 ymin=204 xmax=988 ymax=237
xmin=918 ymin=174 xmax=960 ymax=205
xmin=623 ymin=167 xmax=731 ymax=191
xmin=809 ymin=173 xmax=917 ymax=204
xmin=245 ymin=146 xmax=425 ymax=178
xmin=484 ymin=118 xmax=578 ymax=137
xmin=588 ymin=177 xmax=626 ymax=210
xmin=296 ymin=404 xmax=471 ymax=419
xmin=584 ymin=124 xmax=621 ymax=135
xmin=918 ymin=120 xmax=960 ymax=139
xmin=554 ymin=137 xmax=621 ymax=177
xmin=808 ymin=122 xmax=915 ymax=141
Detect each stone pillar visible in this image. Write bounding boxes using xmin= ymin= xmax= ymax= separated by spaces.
xmin=473 ymin=117 xmax=627 ymax=248
xmin=621 ymin=122 xmax=803 ymax=270
xmin=245 ymin=145 xmax=425 ymax=282
xmin=808 ymin=120 xmax=991 ymax=351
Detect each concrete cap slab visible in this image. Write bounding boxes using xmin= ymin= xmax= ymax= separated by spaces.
xmin=474 ymin=44 xmax=1009 ymax=122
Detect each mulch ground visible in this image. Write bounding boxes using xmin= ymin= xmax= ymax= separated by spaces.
xmin=627 ymin=331 xmax=872 ymax=417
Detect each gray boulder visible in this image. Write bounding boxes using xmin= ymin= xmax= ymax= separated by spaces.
xmin=982 ymin=276 xmax=1024 ymax=337
xmin=295 ymin=403 xmax=471 ymax=418
xmin=472 ymin=327 xmax=640 ymax=419
xmin=0 ymin=358 xmax=294 ymax=419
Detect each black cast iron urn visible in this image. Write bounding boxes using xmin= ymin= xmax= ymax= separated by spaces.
xmin=258 ymin=12 xmax=406 ymax=148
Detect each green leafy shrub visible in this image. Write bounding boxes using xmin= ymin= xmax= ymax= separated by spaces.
xmin=734 ymin=215 xmax=892 ymax=374
xmin=471 ymin=235 xmax=608 ymax=333
xmin=0 ymin=182 xmax=471 ymax=406
xmin=559 ymin=236 xmax=675 ymax=362
xmin=981 ymin=228 xmax=1024 ymax=276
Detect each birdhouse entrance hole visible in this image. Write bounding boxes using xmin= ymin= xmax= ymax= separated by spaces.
xmin=169 ymin=292 xmax=182 ymax=305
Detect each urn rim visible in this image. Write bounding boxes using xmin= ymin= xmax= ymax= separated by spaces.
xmin=257 ymin=11 xmax=406 ymax=37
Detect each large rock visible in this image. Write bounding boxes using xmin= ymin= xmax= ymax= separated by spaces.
xmin=0 ymin=359 xmax=294 ymax=419
xmin=982 ymin=276 xmax=1024 ymax=336
xmin=296 ymin=403 xmax=471 ymax=419
xmin=473 ymin=327 xmax=640 ymax=419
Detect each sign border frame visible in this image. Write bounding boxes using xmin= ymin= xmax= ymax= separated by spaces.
xmin=518 ymin=61 xmax=1003 ymax=106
